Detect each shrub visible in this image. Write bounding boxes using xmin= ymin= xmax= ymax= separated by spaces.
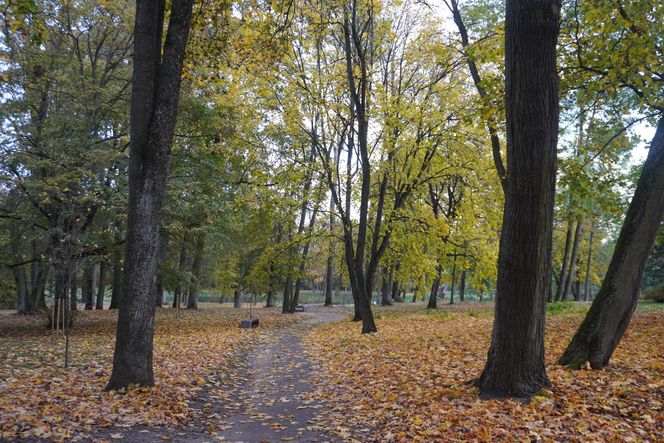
xmin=641 ymin=284 xmax=664 ymax=303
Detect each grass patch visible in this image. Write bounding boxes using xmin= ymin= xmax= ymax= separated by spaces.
xmin=546 ymin=301 xmax=589 ymax=316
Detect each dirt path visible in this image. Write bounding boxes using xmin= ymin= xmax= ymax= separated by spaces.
xmin=213 ymin=310 xmax=346 ymax=442
xmin=91 ymin=308 xmax=347 ymax=443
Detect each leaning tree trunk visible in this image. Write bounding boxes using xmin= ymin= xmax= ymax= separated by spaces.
xmin=96 ymin=261 xmax=107 ymax=310
xmin=107 ymin=0 xmax=193 ymax=390
xmin=559 ymin=117 xmax=664 ymax=369
xmin=478 ymin=0 xmax=560 ymax=398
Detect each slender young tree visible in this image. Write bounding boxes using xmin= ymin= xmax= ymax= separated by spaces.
xmin=478 ymin=0 xmax=561 ymax=398
xmin=107 ymin=0 xmax=194 ymax=390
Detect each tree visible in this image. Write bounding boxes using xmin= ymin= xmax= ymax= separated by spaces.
xmin=107 ymin=0 xmax=194 ymax=390
xmin=478 ymin=0 xmax=561 ymax=398
xmin=557 ymin=0 xmax=664 ymax=369
xmin=560 ymin=118 xmax=664 ymax=368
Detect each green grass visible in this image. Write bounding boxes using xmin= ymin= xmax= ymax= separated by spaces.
xmin=546 ymin=301 xmax=590 ymax=316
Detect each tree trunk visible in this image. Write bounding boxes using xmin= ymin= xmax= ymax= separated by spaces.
xmin=173 ymin=234 xmax=188 ymax=308
xmin=187 ymin=233 xmax=204 ymax=309
xmin=559 ymin=117 xmax=664 ymax=369
xmin=449 ymin=257 xmax=457 ymax=305
xmin=554 ymin=219 xmax=574 ymax=302
xmin=583 ymin=224 xmax=595 ymax=301
xmin=428 ymin=264 xmax=442 ymax=309
xmin=266 ymin=261 xmax=276 ymax=307
xmin=234 ymin=289 xmax=241 ymax=308
xmin=381 ymin=266 xmax=393 ymax=306
xmin=324 ymin=253 xmax=334 ymax=306
xmin=83 ymin=264 xmax=95 ymax=310
xmin=282 ymin=274 xmax=292 ymax=313
xmin=95 ymin=261 xmax=107 ymax=310
xmin=459 ymin=270 xmax=466 ymax=302
xmin=562 ymin=220 xmax=583 ymax=301
xmin=479 ymin=0 xmax=559 ymax=398
xmin=156 ymin=273 xmax=165 ymax=307
xmin=266 ymin=288 xmax=275 ymax=308
xmin=10 ymin=224 xmax=30 ymax=314
xmin=70 ymin=269 xmax=78 ymax=311
xmin=110 ymin=247 xmax=122 ymax=309
xmin=107 ymin=0 xmax=194 ymax=390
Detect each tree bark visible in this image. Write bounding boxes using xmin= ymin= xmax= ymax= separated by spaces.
xmin=282 ymin=274 xmax=292 ymax=313
xmin=559 ymin=117 xmax=664 ymax=369
xmin=562 ymin=220 xmax=583 ymax=301
xmin=324 ymin=254 xmax=334 ymax=306
xmin=459 ymin=270 xmax=466 ymax=302
xmin=96 ymin=261 xmax=107 ymax=310
xmin=234 ymin=289 xmax=241 ymax=308
xmin=107 ymin=0 xmax=194 ymax=390
xmin=554 ymin=219 xmax=574 ymax=301
xmin=83 ymin=264 xmax=95 ymax=310
xmin=449 ymin=256 xmax=457 ymax=305
xmin=583 ymin=224 xmax=595 ymax=301
xmin=187 ymin=233 xmax=204 ymax=309
xmin=70 ymin=269 xmax=78 ymax=311
xmin=173 ymin=234 xmax=188 ymax=308
xmin=428 ymin=264 xmax=442 ymax=309
xmin=479 ymin=0 xmax=560 ymax=398
xmin=381 ymin=266 xmax=393 ymax=306
xmin=110 ymin=246 xmax=122 ymax=309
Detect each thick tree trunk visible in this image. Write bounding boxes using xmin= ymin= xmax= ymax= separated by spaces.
xmin=559 ymin=117 xmax=664 ymax=369
xmin=562 ymin=220 xmax=583 ymax=301
xmin=583 ymin=225 xmax=595 ymax=301
xmin=96 ymin=261 xmax=107 ymax=310
xmin=107 ymin=0 xmax=194 ymax=390
xmin=234 ymin=289 xmax=241 ymax=308
xmin=555 ymin=219 xmax=574 ymax=301
xmin=459 ymin=270 xmax=466 ymax=302
xmin=479 ymin=0 xmax=559 ymax=398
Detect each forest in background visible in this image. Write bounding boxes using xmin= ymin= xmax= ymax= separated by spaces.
xmin=1 ymin=0 xmax=661 ymax=314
